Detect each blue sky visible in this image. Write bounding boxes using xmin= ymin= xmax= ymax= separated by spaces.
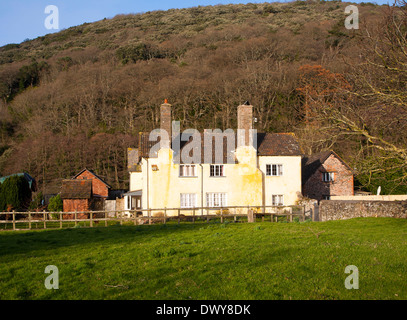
xmin=0 ymin=0 xmax=392 ymax=47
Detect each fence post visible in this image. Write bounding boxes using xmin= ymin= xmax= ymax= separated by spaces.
xmin=60 ymin=211 xmax=62 ymax=229
xmin=178 ymin=209 xmax=180 ymax=225
xmin=12 ymin=211 xmax=15 ymax=231
xmin=192 ymin=208 xmax=195 ymax=224
xmin=90 ymin=211 xmax=93 ymax=228
xmin=28 ymin=212 xmax=32 ymax=230
xmin=313 ymin=203 xmax=319 ymax=222
xmin=43 ymin=211 xmax=46 ymax=229
xmin=148 ymin=209 xmax=151 ymax=225
xmin=75 ymin=210 xmax=78 ymax=227
xmin=105 ymin=211 xmax=108 ymax=227
xmin=302 ymin=206 xmax=305 ymax=222
xmin=164 ymin=208 xmax=167 ymax=224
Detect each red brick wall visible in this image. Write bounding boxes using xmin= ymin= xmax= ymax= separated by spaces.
xmin=75 ymin=171 xmax=109 ymax=198
xmin=63 ymin=199 xmax=89 ymax=219
xmin=303 ymin=154 xmax=354 ymax=201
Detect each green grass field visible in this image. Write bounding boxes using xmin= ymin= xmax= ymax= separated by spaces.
xmin=0 ymin=218 xmax=406 ymax=300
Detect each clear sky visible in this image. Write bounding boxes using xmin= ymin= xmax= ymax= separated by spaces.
xmin=0 ymin=0 xmax=392 ymax=47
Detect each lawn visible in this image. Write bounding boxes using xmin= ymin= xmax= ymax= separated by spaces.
xmin=0 ymin=217 xmax=406 ymax=300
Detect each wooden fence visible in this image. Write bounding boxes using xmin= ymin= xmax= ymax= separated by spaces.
xmin=0 ymin=205 xmax=311 ymax=231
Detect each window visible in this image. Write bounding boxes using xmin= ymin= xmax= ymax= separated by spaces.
xmin=323 ymin=195 xmax=331 ymax=200
xmin=266 ymin=164 xmax=283 ymax=176
xmin=272 ymin=195 xmax=284 ymax=206
xmin=210 ymin=165 xmax=224 ymax=177
xmin=206 ymin=193 xmax=227 ymax=207
xmin=179 ymin=165 xmax=196 ymax=177
xmin=128 ymin=196 xmax=142 ymax=210
xmin=322 ymin=172 xmax=335 ymax=182
xmin=180 ymin=193 xmax=197 ymax=208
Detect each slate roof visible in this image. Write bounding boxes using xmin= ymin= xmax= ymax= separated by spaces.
xmin=0 ymin=173 xmax=37 ymax=192
xmin=60 ymin=180 xmax=92 ymax=199
xmin=302 ymin=150 xmax=352 ymax=183
xmin=176 ymin=132 xmax=237 ymax=164
xmin=131 ymin=132 xmax=301 ymax=164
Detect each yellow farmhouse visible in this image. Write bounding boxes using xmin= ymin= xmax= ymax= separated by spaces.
xmin=125 ymin=101 xmax=302 ymax=216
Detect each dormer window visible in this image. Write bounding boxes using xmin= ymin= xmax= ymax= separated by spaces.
xmin=210 ymin=165 xmax=224 ymax=177
xmin=179 ymin=165 xmax=196 ymax=177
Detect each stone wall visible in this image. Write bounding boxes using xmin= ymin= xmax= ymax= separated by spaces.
xmin=319 ymin=200 xmax=407 ymax=221
xmin=331 ymin=195 xmax=407 ymax=201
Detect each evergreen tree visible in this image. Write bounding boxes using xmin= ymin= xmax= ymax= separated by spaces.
xmin=0 ymin=176 xmax=32 ymax=211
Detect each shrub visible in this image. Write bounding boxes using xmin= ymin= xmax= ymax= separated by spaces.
xmin=48 ymin=194 xmax=63 ymax=212
xmin=116 ymin=42 xmax=162 ymax=64
xmin=215 ymin=209 xmax=230 ymax=215
xmin=28 ymin=191 xmax=44 ymax=211
xmin=152 ymin=211 xmax=164 ymax=217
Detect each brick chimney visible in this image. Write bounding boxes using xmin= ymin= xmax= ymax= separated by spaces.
xmin=160 ymin=99 xmax=172 ymax=149
xmin=237 ymin=103 xmax=253 ymax=146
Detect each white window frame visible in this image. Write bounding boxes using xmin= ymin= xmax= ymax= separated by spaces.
xmin=180 ymin=193 xmax=197 ymax=208
xmin=266 ymin=164 xmax=283 ymax=176
xmin=322 ymin=172 xmax=335 ymax=182
xmin=210 ymin=164 xmax=224 ymax=177
xmin=272 ymin=195 xmax=284 ymax=206
xmin=206 ymin=193 xmax=227 ymax=207
xmin=179 ymin=164 xmax=197 ymax=177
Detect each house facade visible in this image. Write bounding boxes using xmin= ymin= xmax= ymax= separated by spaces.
xmin=125 ymin=101 xmax=303 ymax=216
xmin=302 ymin=150 xmax=354 ymax=201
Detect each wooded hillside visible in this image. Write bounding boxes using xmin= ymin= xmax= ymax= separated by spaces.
xmin=1 ymin=1 xmax=403 ymax=195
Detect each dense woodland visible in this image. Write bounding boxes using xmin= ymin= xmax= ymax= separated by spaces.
xmin=0 ymin=0 xmax=406 ymax=195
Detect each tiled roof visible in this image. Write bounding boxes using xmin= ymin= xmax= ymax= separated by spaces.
xmin=60 ymin=180 xmax=92 ymax=199
xmin=139 ymin=132 xmax=159 ymax=159
xmin=257 ymin=133 xmax=302 ymax=156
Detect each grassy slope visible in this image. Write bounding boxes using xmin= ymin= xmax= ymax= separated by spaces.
xmin=0 ymin=218 xmax=406 ymax=300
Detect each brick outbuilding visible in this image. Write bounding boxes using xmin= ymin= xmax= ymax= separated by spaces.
xmin=302 ymin=150 xmax=354 ymax=201
xmin=60 ymin=179 xmax=92 ymax=218
xmin=60 ymin=169 xmax=111 ymax=215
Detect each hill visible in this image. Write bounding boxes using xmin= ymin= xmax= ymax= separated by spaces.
xmin=0 ymin=1 xmax=385 ymax=194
